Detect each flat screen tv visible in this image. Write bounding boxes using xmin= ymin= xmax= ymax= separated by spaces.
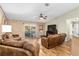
xmin=48 ymin=25 xmax=56 ymax=31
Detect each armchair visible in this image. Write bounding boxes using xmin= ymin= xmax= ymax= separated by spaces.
xmin=41 ymin=33 xmax=66 ymax=49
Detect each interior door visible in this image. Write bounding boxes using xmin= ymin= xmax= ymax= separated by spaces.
xmin=72 ymin=21 xmax=79 ymax=37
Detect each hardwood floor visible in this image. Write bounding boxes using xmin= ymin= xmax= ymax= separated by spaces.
xmin=72 ymin=37 xmax=79 ymax=56
xmin=26 ymin=38 xmax=71 ymax=56
xmin=39 ymin=39 xmax=71 ymax=56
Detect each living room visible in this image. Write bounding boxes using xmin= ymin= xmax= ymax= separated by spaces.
xmin=0 ymin=3 xmax=79 ymax=56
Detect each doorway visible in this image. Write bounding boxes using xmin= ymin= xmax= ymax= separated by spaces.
xmin=67 ymin=18 xmax=79 ymax=38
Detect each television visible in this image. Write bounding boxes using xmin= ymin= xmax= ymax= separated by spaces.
xmin=46 ymin=24 xmax=58 ymax=36
xmin=48 ymin=25 xmax=56 ymax=31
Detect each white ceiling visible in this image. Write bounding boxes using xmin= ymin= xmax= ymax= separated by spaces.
xmin=0 ymin=3 xmax=79 ymax=23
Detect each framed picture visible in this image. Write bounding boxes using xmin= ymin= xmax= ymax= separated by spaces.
xmin=39 ymin=25 xmax=43 ymax=30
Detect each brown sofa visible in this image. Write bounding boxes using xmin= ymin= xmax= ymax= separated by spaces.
xmin=41 ymin=33 xmax=66 ymax=49
xmin=0 ymin=33 xmax=40 ymax=56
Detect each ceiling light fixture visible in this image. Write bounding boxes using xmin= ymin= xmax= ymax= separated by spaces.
xmin=39 ymin=13 xmax=47 ymax=20
xmin=39 ymin=3 xmax=50 ymax=20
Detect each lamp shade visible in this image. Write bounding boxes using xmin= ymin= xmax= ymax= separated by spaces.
xmin=2 ymin=25 xmax=12 ymax=32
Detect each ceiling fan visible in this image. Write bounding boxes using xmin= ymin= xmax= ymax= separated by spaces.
xmin=39 ymin=13 xmax=47 ymax=20
xmin=39 ymin=3 xmax=49 ymax=20
xmin=33 ymin=3 xmax=49 ymax=20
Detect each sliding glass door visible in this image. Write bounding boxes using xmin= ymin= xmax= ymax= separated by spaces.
xmin=24 ymin=24 xmax=36 ymax=38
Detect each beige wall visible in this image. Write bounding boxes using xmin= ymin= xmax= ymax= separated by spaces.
xmin=45 ymin=7 xmax=79 ymax=41
xmin=8 ymin=19 xmax=45 ymax=38
xmin=0 ymin=7 xmax=5 ymax=34
xmin=7 ymin=7 xmax=79 ymax=38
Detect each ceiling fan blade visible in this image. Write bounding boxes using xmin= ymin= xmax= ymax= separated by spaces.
xmin=45 ymin=16 xmax=47 ymax=17
xmin=43 ymin=17 xmax=47 ymax=19
xmin=40 ymin=13 xmax=43 ymax=17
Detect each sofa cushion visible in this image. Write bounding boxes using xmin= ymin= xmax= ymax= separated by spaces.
xmin=13 ymin=37 xmax=21 ymax=41
xmin=23 ymin=39 xmax=40 ymax=56
xmin=0 ymin=44 xmax=32 ymax=56
xmin=2 ymin=40 xmax=24 ymax=48
xmin=23 ymin=41 xmax=35 ymax=55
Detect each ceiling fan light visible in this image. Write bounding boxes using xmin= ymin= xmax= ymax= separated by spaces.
xmin=39 ymin=13 xmax=47 ymax=20
xmin=40 ymin=17 xmax=44 ymax=20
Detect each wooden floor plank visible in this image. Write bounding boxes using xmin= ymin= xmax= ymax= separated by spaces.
xmin=39 ymin=39 xmax=71 ymax=56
